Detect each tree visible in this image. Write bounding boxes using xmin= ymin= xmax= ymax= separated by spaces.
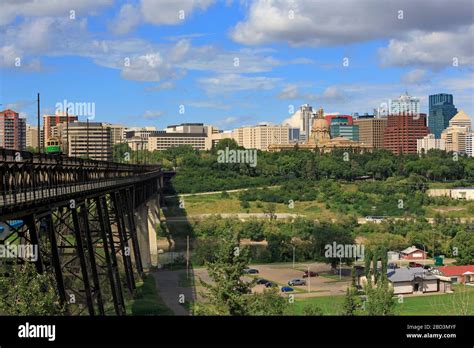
xmin=364 ymin=278 xmax=395 ymax=316
xmin=0 ymin=263 xmax=65 ymax=315
xmin=263 ymin=203 xmax=277 ymax=220
xmin=113 ymin=143 xmax=131 ymax=163
xmin=247 ymin=287 xmax=288 ymax=315
xmin=302 ymin=304 xmax=324 ymax=316
xmin=342 ymin=286 xmax=361 ymax=316
xmin=199 ymin=232 xmax=252 ymax=315
xmin=451 ymin=230 xmax=474 ymax=265
xmin=242 ymin=219 xmax=265 ymax=241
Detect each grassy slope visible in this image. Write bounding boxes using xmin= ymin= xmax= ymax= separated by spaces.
xmin=125 ymin=274 xmax=174 ymax=316
xmin=294 ymin=285 xmax=474 ymax=315
xmin=166 ymin=189 xmax=474 ymax=219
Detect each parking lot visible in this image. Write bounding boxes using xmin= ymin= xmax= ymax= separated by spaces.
xmin=193 ymin=262 xmax=352 ymax=299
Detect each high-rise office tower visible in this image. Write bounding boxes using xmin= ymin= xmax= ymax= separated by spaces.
xmin=384 ymin=113 xmax=429 ymax=154
xmin=428 ymin=94 xmax=457 ymax=138
xmin=300 ymin=104 xmax=313 ymax=142
xmin=0 ymin=109 xmax=26 ymax=150
xmin=389 ymin=92 xmax=420 ymax=116
xmin=353 ymin=117 xmax=387 ymax=149
xmin=43 ymin=113 xmax=78 ymax=143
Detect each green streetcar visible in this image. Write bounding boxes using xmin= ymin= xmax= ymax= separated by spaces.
xmin=44 ymin=137 xmax=62 ymax=155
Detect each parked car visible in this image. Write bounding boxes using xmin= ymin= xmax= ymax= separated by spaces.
xmin=243 ymin=268 xmax=259 ymax=274
xmin=265 ymin=281 xmax=276 ymax=288
xmin=388 ymin=263 xmax=399 ymax=269
xmin=281 ymin=286 xmax=294 ymax=292
xmin=409 ymin=262 xmax=424 ymax=268
xmin=302 ymin=271 xmax=319 ymax=278
xmin=256 ymin=278 xmax=269 ymax=285
xmin=288 ymin=279 xmax=306 ymax=286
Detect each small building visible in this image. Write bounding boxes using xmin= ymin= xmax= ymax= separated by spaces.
xmin=451 ymin=187 xmax=474 ymax=200
xmin=438 ymin=265 xmax=474 ymax=284
xmin=400 ymin=246 xmax=427 ymax=260
xmin=387 ymin=267 xmax=450 ymax=295
xmin=387 ymin=251 xmax=400 ymax=261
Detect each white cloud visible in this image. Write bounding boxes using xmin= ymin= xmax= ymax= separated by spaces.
xmin=108 ymin=3 xmax=142 ymax=35
xmin=198 ymin=73 xmax=281 ymax=94
xmin=278 ymin=84 xmax=299 ymax=99
xmin=143 ymin=110 xmax=164 ymax=119
xmin=277 ymin=85 xmax=348 ymax=104
xmin=379 ymin=26 xmax=474 ymax=69
xmin=0 ymin=0 xmax=113 ymax=26
xmin=230 ymin=0 xmax=474 ymax=70
xmin=145 ymin=81 xmax=176 ymax=91
xmin=109 ymin=0 xmax=215 ymax=34
xmin=186 ymin=101 xmax=231 ymax=110
xmin=401 ymin=69 xmax=431 ymax=85
xmin=230 ymin=0 xmax=473 ymax=47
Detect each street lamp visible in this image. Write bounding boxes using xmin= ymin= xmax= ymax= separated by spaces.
xmin=292 ymin=245 xmax=296 ymax=269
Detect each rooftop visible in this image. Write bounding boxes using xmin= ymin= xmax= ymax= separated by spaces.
xmin=438 ymin=265 xmax=474 ymax=276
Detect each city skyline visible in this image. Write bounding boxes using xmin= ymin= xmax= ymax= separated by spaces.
xmin=1 ymin=0 xmax=473 ymax=130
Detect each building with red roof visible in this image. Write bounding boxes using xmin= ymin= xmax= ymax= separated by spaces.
xmin=438 ymin=265 xmax=474 ymax=284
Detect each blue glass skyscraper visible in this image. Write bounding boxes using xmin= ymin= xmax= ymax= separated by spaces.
xmin=429 ymin=94 xmax=457 ymax=138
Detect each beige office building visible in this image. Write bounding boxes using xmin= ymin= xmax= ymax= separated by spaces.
xmin=353 ymin=117 xmax=387 ymax=148
xmin=147 ymin=132 xmax=211 ymax=151
xmin=26 ymin=124 xmax=44 ymax=149
xmin=232 ymin=124 xmax=290 ymax=150
xmin=55 ymin=121 xmax=112 ymax=161
xmin=440 ymin=110 xmax=472 ymax=155
xmin=105 ymin=123 xmax=124 ymax=145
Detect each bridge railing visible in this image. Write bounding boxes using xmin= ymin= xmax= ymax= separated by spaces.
xmin=0 ymin=149 xmax=161 ymax=210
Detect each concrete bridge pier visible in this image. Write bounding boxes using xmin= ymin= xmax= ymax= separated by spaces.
xmin=135 ymin=195 xmax=160 ymax=269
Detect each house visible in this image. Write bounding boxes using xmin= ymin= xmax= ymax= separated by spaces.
xmin=400 ymin=246 xmax=427 ymax=260
xmin=437 ymin=265 xmax=474 ymax=284
xmin=387 ymin=267 xmax=452 ymax=295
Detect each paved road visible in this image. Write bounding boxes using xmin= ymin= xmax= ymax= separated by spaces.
xmin=164 ymin=186 xmax=281 ymax=198
xmin=163 ymin=213 xmax=474 ymax=224
xmin=151 ymin=269 xmax=196 ymax=316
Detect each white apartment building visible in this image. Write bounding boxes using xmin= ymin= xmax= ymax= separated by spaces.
xmin=417 ymin=134 xmax=445 ymax=153
xmin=232 ymin=124 xmax=290 ymax=150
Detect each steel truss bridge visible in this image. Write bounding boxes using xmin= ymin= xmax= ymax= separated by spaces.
xmin=0 ymin=149 xmax=166 ymax=316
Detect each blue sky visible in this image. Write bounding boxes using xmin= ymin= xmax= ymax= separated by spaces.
xmin=1 ymin=0 xmax=473 ymax=130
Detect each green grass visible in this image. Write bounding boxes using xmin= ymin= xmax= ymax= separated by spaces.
xmin=125 ymin=274 xmax=174 ymax=316
xmin=294 ymin=285 xmax=474 ymax=315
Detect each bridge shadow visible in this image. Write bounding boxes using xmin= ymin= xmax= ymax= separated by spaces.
xmin=154 ymin=176 xmax=197 ymax=315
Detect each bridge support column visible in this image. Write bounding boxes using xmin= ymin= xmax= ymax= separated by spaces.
xmin=135 ymin=205 xmax=151 ymax=269
xmin=135 ymin=196 xmax=159 ymax=269
xmin=147 ymin=197 xmax=160 ymax=267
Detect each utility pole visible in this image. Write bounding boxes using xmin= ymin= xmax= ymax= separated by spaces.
xmin=339 ymin=257 xmax=342 ymax=280
xmin=186 ymin=235 xmax=190 ymax=279
xmin=37 ymin=93 xmax=41 ymax=153
xmin=292 ymin=245 xmax=296 ymax=269
xmin=307 ymin=265 xmax=310 ymax=293
xmin=86 ymin=117 xmax=89 ymax=159
xmin=66 ymin=108 xmax=69 ymax=156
